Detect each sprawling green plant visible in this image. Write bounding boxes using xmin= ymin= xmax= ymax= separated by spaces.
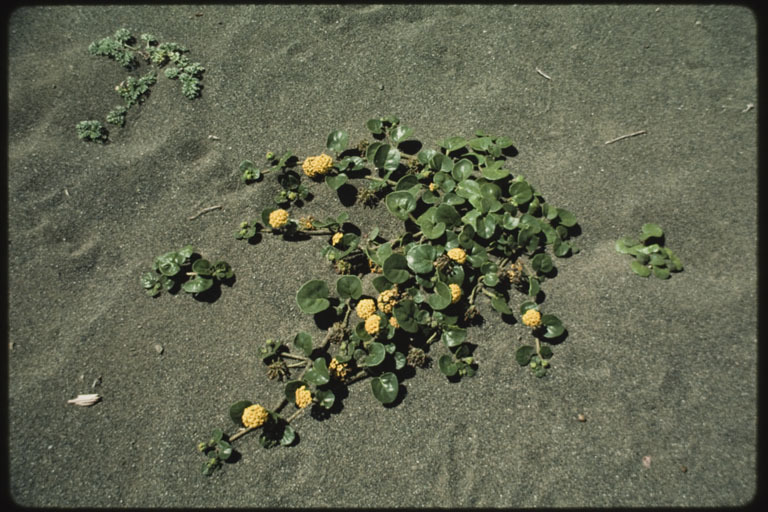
xmin=140 ymin=245 xmax=233 ymax=297
xmin=616 ymin=223 xmax=683 ymax=279
xmin=197 ymin=116 xmax=581 ymax=475
xmin=77 ymin=28 xmax=205 ymax=142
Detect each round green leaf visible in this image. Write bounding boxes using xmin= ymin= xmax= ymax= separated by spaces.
xmin=491 ymin=296 xmax=513 ymax=315
xmin=394 ymin=351 xmax=406 ymax=370
xmin=428 ymin=282 xmax=453 ymax=310
xmin=439 ymin=136 xmax=468 ymax=153
xmin=553 ymin=239 xmax=571 ymax=257
xmin=406 ymin=244 xmax=437 ymax=274
xmin=305 ymin=357 xmax=330 ymax=386
xmin=615 ymin=237 xmax=640 ymax=254
xmin=515 ymin=345 xmax=535 ymax=366
xmin=541 ymin=314 xmax=564 ymax=338
xmin=191 ymin=258 xmax=212 ymax=276
xmin=336 ymin=275 xmax=363 ymax=300
xmin=366 ymin=118 xmax=383 ymax=134
xmin=452 ymin=158 xmax=474 ymax=181
xmin=641 ymin=223 xmax=663 ymax=240
xmin=154 ymin=252 xmax=181 ymax=277
xmin=296 ymin=279 xmax=331 ymax=314
xmin=475 ymin=214 xmax=497 ymax=239
xmin=293 ymin=332 xmax=313 ymax=357
xmin=508 ymin=181 xmax=533 ymax=205
xmin=435 ymin=203 xmax=461 ymax=228
xmin=385 ymin=191 xmax=417 ymax=221
xmin=530 ymin=253 xmax=553 ymax=274
xmin=630 ymin=260 xmax=651 ymax=277
xmin=326 ymin=130 xmax=349 ymax=153
xmin=393 ymin=299 xmax=420 ymax=333
xmin=280 ymin=424 xmax=296 ymax=446
xmin=438 ymin=354 xmax=458 ymax=376
xmin=364 ymin=341 xmax=386 ymax=367
xmin=391 ymin=125 xmax=414 ymax=144
xmin=325 ymin=173 xmax=348 ymax=191
xmin=481 ymin=160 xmax=509 ymax=180
xmin=182 ymin=276 xmax=213 ymax=294
xmin=442 ymin=327 xmax=467 ymax=348
xmin=314 ymin=389 xmax=335 ymax=409
xmin=383 ymin=253 xmax=411 ymax=284
xmin=229 ymin=400 xmax=253 ymax=426
xmin=371 ymin=372 xmax=399 ymax=404
xmin=557 ymin=208 xmax=577 ymax=227
xmin=653 ymin=266 xmax=671 ymax=279
xmin=430 ymin=153 xmax=454 ymax=173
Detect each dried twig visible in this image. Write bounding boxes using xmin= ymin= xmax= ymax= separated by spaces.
xmin=604 ymin=130 xmax=647 ymax=145
xmin=188 ymin=205 xmax=222 ymax=221
xmin=535 ymin=67 xmax=551 ymax=80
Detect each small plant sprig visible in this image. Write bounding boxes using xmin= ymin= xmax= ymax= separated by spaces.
xmin=140 ymin=245 xmax=233 ymax=297
xmin=75 ymin=120 xmax=108 ymax=143
xmin=78 ymin=28 xmax=205 ymax=142
xmin=615 ymin=223 xmax=683 ymax=279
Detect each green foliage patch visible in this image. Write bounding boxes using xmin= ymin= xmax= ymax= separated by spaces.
xmin=77 ymin=28 xmax=205 ymax=142
xmin=616 ymin=223 xmax=683 ymax=279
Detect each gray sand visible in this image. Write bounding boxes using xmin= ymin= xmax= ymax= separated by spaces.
xmin=7 ymin=5 xmax=757 ymax=507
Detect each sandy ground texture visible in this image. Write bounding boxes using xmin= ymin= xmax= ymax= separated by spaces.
xmin=6 ymin=4 xmax=757 ymax=508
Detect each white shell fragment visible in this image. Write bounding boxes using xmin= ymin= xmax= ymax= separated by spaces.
xmin=68 ymin=394 xmax=101 ymax=407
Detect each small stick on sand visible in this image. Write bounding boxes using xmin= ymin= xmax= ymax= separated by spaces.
xmin=535 ymin=67 xmax=551 ymax=80
xmin=188 ymin=205 xmax=222 ymax=220
xmin=604 ymin=130 xmax=647 ymax=145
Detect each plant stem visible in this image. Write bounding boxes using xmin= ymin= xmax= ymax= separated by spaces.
xmin=280 ymin=353 xmax=309 ymax=361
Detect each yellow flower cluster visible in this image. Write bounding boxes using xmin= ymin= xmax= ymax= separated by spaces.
xmin=428 ymin=183 xmax=437 ymax=192
xmin=329 ymin=358 xmax=348 ymax=381
xmin=365 ymin=315 xmax=381 ymax=335
xmin=447 ymin=247 xmax=467 ymax=265
xmin=302 ymin=153 xmax=334 ymax=178
xmin=241 ymin=404 xmax=268 ymax=428
xmin=449 ymin=283 xmax=462 ymax=304
xmin=332 ymin=232 xmax=344 ymax=246
xmin=295 ymin=385 xmax=312 ymax=408
xmin=269 ymin=209 xmax=290 ymax=229
xmin=377 ymin=287 xmax=399 ymax=314
xmin=389 ymin=316 xmax=399 ymax=329
xmin=522 ymin=309 xmax=542 ymax=327
xmin=356 ymin=298 xmax=376 ymax=319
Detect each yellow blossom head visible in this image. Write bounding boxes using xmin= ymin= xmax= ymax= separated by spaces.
xmin=377 ymin=287 xmax=399 ymax=314
xmin=429 ymin=182 xmax=437 ymax=192
xmin=447 ymin=247 xmax=467 ymax=265
xmin=522 ymin=309 xmax=542 ymax=327
xmin=365 ymin=315 xmax=381 ymax=335
xmin=295 ymin=385 xmax=312 ymax=408
xmin=389 ymin=316 xmax=399 ymax=329
xmin=331 ymin=232 xmax=344 ymax=246
xmin=268 ymin=208 xmax=290 ymax=229
xmin=329 ymin=358 xmax=348 ymax=381
xmin=242 ymin=404 xmax=269 ymax=428
xmin=356 ymin=298 xmax=376 ymax=319
xmin=302 ymin=153 xmax=334 ymax=178
xmin=449 ymin=283 xmax=462 ymax=304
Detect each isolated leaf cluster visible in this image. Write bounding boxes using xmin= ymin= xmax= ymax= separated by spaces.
xmin=78 ymin=28 xmax=205 ymax=142
xmin=616 ymin=223 xmax=683 ymax=279
xmin=140 ymin=245 xmax=233 ymax=297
